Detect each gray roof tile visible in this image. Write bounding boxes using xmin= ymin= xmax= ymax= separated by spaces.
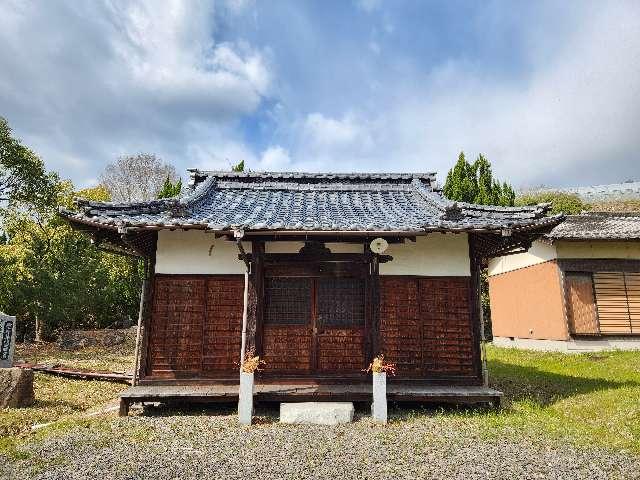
xmin=61 ymin=170 xmax=560 ymax=233
xmin=548 ymin=212 xmax=640 ymax=240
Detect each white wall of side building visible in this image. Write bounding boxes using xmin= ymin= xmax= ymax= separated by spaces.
xmin=379 ymin=233 xmax=470 ymax=276
xmin=555 ymin=241 xmax=640 ymax=260
xmin=488 ymin=241 xmax=558 ymax=276
xmin=488 ymin=239 xmax=640 ymax=276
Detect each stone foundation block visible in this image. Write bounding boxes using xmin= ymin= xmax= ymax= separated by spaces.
xmin=280 ymin=402 xmax=354 ymax=425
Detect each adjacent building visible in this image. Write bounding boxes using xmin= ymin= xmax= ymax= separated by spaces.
xmin=489 ymin=212 xmax=640 ymax=351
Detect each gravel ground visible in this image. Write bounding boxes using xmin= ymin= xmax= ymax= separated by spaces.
xmin=3 ymin=405 xmax=640 ymax=480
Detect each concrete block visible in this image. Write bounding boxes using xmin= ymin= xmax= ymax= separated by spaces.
xmin=280 ymin=402 xmax=354 ymax=425
xmin=371 ymin=372 xmax=387 ymax=423
xmin=0 ymin=368 xmax=34 ymax=408
xmin=238 ymin=372 xmax=254 ymax=425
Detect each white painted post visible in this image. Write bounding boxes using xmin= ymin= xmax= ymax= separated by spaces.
xmin=0 ymin=313 xmax=17 ymax=369
xmin=371 ymin=371 xmax=387 ymax=423
xmin=238 ymin=371 xmax=254 ymax=425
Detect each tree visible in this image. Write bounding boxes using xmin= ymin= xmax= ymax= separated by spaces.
xmin=99 ymin=154 xmax=178 ymax=202
xmin=1 ymin=178 xmax=143 ymax=341
xmin=516 ymin=191 xmax=587 ymax=215
xmin=0 ymin=136 xmax=143 ymax=340
xmin=443 ymin=152 xmax=477 ymax=203
xmin=442 ymin=152 xmax=515 ymax=207
xmin=77 ymin=185 xmax=111 ymax=202
xmin=157 ymin=176 xmax=183 ymax=199
xmin=231 ymin=160 xmax=245 ymax=172
xmin=0 ymin=116 xmax=57 ymax=205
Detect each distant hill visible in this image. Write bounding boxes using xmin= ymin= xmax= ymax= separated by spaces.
xmin=523 ymin=181 xmax=640 ymax=202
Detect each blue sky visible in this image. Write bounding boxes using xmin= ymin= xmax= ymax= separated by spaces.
xmin=1 ymin=0 xmax=639 ymax=189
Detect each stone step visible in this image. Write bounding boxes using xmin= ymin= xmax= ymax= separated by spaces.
xmin=280 ymin=402 xmax=354 ymax=425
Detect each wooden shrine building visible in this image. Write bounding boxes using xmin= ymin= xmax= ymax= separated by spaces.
xmin=60 ymin=170 xmax=562 ymax=410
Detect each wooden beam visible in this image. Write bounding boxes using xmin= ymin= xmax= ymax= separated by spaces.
xmin=219 ymin=233 xmax=414 ymax=244
xmin=251 ymin=241 xmax=265 ymax=356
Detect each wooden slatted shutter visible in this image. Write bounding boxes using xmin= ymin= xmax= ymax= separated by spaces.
xmin=593 ymin=272 xmax=633 ymax=334
xmin=565 ymin=273 xmax=599 ymax=335
xmin=624 ymin=273 xmax=640 ymax=333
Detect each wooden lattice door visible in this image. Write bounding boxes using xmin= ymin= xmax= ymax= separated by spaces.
xmin=261 ymin=266 xmax=367 ymax=376
xmin=315 ymin=277 xmax=367 ymax=374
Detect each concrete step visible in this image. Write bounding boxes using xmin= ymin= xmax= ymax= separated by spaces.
xmin=280 ymin=402 xmax=354 ymax=425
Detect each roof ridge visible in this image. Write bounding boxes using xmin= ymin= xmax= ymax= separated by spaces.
xmin=568 ymin=211 xmax=640 ymax=218
xmin=187 ymin=169 xmax=437 ymax=180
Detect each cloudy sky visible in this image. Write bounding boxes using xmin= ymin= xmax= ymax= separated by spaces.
xmin=1 ymin=0 xmax=639 ymax=189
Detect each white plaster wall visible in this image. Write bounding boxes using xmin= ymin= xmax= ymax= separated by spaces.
xmin=379 ymin=233 xmax=470 ymax=276
xmin=488 ymin=240 xmax=558 ymax=276
xmin=155 ymin=230 xmax=250 ymax=274
xmin=156 ymin=231 xmax=469 ymax=276
xmin=265 ymin=241 xmax=363 ymax=254
xmin=555 ymin=241 xmax=640 ymax=259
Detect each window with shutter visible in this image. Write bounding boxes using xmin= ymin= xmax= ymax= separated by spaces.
xmin=593 ymin=272 xmax=640 ymax=335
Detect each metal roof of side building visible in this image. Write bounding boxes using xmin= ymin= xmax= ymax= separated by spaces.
xmin=547 ymin=212 xmax=640 ymax=241
xmin=60 ymin=170 xmax=562 ymax=235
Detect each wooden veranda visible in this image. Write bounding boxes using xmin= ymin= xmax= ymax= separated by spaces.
xmin=118 ymin=383 xmax=502 ymax=416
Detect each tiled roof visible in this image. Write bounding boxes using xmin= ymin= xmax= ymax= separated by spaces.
xmin=60 ymin=170 xmax=561 ymax=234
xmin=547 ymin=212 xmax=640 ymax=240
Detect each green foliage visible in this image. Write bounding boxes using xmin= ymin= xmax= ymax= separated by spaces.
xmin=76 ymin=185 xmax=111 ymax=202
xmin=1 ymin=181 xmax=143 ymax=339
xmin=231 ymin=159 xmax=245 ymax=172
xmin=0 ymin=116 xmax=58 ymax=205
xmin=516 ymin=191 xmax=587 ymax=215
xmin=443 ymin=152 xmax=515 ymax=206
xmin=157 ymin=176 xmax=182 ymax=199
xmin=0 ymin=118 xmax=142 ymax=340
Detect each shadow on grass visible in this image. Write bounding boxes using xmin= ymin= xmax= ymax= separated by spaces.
xmin=489 ymin=360 xmax=640 ymax=407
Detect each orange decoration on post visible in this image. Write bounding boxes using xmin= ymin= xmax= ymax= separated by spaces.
xmin=241 ymin=347 xmax=266 ymax=374
xmin=364 ymin=354 xmax=397 ymax=376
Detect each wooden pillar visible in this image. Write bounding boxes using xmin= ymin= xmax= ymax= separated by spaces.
xmin=246 ymin=241 xmax=264 ymax=355
xmin=368 ymin=248 xmax=381 ymax=358
xmin=135 ymin=253 xmax=155 ymax=383
xmin=468 ymin=234 xmax=486 ymax=385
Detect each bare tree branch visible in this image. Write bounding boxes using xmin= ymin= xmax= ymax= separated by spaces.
xmin=99 ymin=154 xmax=179 ymax=202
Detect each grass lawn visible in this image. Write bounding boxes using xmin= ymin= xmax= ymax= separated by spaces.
xmin=478 ymin=346 xmax=640 ymax=451
xmin=2 ymin=341 xmax=639 ymax=459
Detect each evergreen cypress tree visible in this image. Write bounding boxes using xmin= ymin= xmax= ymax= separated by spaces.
xmin=442 ymin=152 xmax=514 ymax=206
xmin=232 ymin=160 xmax=245 ymax=172
xmin=157 ymin=176 xmax=182 ymax=199
xmin=474 ymin=154 xmax=493 ymax=205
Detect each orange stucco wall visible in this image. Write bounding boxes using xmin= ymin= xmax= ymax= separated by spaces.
xmin=488 ymin=260 xmax=569 ymax=341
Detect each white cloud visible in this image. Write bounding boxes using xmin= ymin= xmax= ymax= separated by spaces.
xmin=356 ymin=0 xmax=382 ymax=13
xmin=0 ymin=0 xmax=271 ymax=184
xmin=302 ymin=113 xmax=373 ymax=153
xmin=1 ymin=1 xmax=638 ymax=189
xmin=256 ymin=145 xmax=291 ymax=170
xmin=280 ymin=2 xmax=640 ymax=187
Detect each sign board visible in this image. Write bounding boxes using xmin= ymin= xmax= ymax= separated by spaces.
xmin=0 ymin=313 xmax=16 ymax=368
